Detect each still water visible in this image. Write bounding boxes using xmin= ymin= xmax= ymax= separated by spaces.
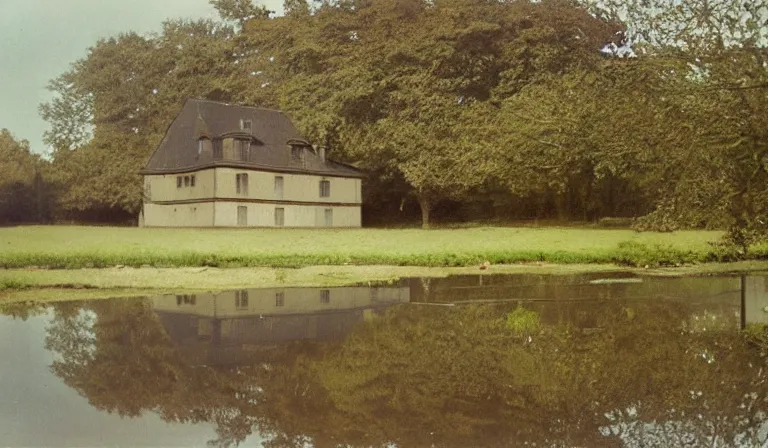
xmin=2 ymin=273 xmax=768 ymax=447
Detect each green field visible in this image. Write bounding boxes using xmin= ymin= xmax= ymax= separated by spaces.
xmin=0 ymin=225 xmax=733 ymax=269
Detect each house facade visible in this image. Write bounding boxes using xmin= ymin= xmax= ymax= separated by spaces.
xmin=139 ymin=99 xmax=364 ymax=227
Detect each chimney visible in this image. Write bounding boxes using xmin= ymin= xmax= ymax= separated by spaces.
xmin=313 ymin=144 xmax=326 ymax=163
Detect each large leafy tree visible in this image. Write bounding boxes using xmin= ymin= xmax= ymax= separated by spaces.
xmin=0 ymin=129 xmax=47 ymax=223
xmin=40 ymin=20 xmax=240 ymax=219
xmin=580 ymin=0 xmax=768 ymax=244
xmin=481 ymin=56 xmax=699 ymax=221
xmin=238 ymin=0 xmax=618 ymax=227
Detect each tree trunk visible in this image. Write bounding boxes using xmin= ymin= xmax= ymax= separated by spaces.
xmin=418 ymin=196 xmax=431 ymax=229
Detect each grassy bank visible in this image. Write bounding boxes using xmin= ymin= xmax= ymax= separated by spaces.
xmin=0 ymin=264 xmax=624 ymax=301
xmin=0 ymin=225 xmax=737 ymax=269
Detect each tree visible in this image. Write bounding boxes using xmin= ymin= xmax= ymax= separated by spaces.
xmin=580 ymin=0 xmax=768 ymax=245
xmin=39 ymin=70 xmax=93 ymax=153
xmin=210 ymin=0 xmax=273 ymax=27
xmin=41 ymin=20 xmax=241 ymax=220
xmin=244 ymin=0 xmax=619 ymax=227
xmin=0 ymin=129 xmax=47 ymax=223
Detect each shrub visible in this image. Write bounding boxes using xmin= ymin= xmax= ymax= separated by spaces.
xmin=506 ymin=307 xmax=540 ymax=336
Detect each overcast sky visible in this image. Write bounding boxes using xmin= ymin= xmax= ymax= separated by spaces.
xmin=0 ymin=0 xmax=282 ymax=154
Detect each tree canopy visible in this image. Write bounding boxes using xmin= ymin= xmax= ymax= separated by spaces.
xmin=0 ymin=129 xmax=46 ymax=223
xmin=16 ymin=0 xmax=765 ymax=239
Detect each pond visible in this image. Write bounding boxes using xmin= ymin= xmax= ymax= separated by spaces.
xmin=2 ymin=273 xmax=768 ymax=447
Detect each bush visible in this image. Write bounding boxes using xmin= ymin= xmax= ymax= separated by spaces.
xmin=0 ymin=279 xmax=30 ymax=290
xmin=506 ymin=307 xmax=540 ymax=336
xmin=612 ymin=241 xmax=700 ymax=267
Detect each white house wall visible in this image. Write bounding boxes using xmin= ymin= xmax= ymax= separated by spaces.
xmin=213 ymin=167 xmax=360 ymax=204
xmin=214 ymin=201 xmax=361 ymax=227
xmin=144 ymin=170 xmax=215 ymax=202
xmin=143 ymin=202 xmax=214 ymax=227
xmin=142 ymin=167 xmax=362 ymax=227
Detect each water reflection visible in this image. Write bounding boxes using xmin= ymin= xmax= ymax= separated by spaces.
xmin=743 ymin=276 xmax=768 ymax=327
xmin=2 ymin=275 xmax=768 ymax=447
xmin=152 ymin=285 xmax=409 ymax=365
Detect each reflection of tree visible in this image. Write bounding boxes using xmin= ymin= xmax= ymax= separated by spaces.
xmin=47 ymin=300 xmax=182 ymax=416
xmin=41 ymin=297 xmax=768 ymax=448
xmin=44 ymin=299 xmax=258 ymax=446
xmin=0 ymin=300 xmax=46 ymax=321
xmin=42 ymin=298 xmax=337 ymax=447
xmin=311 ymin=301 xmax=768 ymax=447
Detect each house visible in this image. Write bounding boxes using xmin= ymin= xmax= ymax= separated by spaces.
xmin=139 ymin=99 xmax=364 ymax=227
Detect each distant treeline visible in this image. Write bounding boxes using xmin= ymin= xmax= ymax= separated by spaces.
xmin=1 ymin=0 xmax=766 ymax=239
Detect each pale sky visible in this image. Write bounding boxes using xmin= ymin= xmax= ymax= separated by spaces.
xmin=0 ymin=0 xmax=282 ymax=154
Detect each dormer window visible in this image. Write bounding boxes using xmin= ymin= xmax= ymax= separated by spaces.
xmin=213 ymin=139 xmax=223 ymax=160
xmin=240 ymin=119 xmax=252 ymax=133
xmin=291 ymin=146 xmax=303 ymax=162
xmin=236 ymin=139 xmax=250 ymax=161
xmin=197 ymin=137 xmax=213 ymax=161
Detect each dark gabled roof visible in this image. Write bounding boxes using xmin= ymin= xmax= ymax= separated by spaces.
xmin=140 ymin=99 xmax=364 ymax=178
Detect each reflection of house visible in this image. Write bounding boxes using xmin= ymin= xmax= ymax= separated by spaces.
xmin=152 ymin=285 xmax=409 ymax=365
xmin=742 ymin=276 xmax=768 ymax=327
xmin=139 ymin=99 xmax=365 ymax=227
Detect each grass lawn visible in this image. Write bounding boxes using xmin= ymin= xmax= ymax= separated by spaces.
xmin=0 ymin=225 xmax=730 ymax=269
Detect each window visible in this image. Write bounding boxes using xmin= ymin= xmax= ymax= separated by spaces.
xmin=235 ymin=290 xmax=249 ymax=309
xmin=184 ymin=176 xmax=190 ymax=187
xmin=320 ymin=289 xmax=330 ymax=304
xmin=236 ymin=173 xmax=249 ymax=195
xmin=237 ymin=206 xmax=247 ymax=226
xmin=176 ymin=294 xmax=196 ymax=306
xmin=274 ymin=207 xmax=285 ymax=227
xmin=198 ymin=139 xmax=203 ymax=155
xmin=324 ymin=208 xmax=333 ymax=227
xmin=213 ymin=139 xmax=223 ymax=160
xmin=236 ymin=139 xmax=250 ymax=161
xmin=274 ymin=176 xmax=284 ymax=199
xmin=240 ymin=119 xmax=252 ymax=133
xmin=319 ymin=180 xmax=330 ymax=198
xmin=291 ymin=146 xmax=302 ymax=162
xmin=190 ymin=175 xmax=195 ymax=187
xmin=275 ymin=292 xmax=284 ymax=307
xmin=177 ymin=176 xmax=182 ymax=188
